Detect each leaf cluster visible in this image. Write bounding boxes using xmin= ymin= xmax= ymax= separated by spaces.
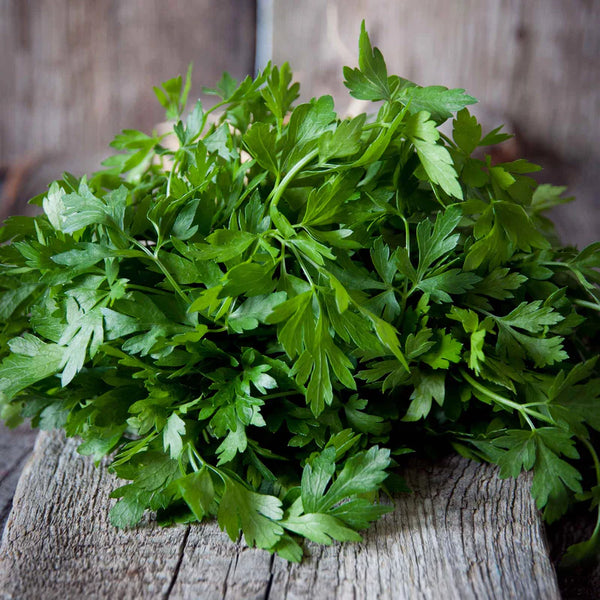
xmin=1 ymin=22 xmax=599 ymax=564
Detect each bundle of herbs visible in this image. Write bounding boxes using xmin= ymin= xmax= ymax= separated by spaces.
xmin=1 ymin=23 xmax=599 ymax=564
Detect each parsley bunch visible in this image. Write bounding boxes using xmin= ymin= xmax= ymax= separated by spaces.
xmin=1 ymin=23 xmax=599 ymax=564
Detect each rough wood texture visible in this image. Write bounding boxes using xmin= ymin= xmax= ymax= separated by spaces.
xmin=0 ymin=0 xmax=255 ymax=189
xmin=0 ymin=423 xmax=37 ymax=535
xmin=272 ymin=0 xmax=600 ymax=247
xmin=0 ymin=430 xmax=560 ymax=600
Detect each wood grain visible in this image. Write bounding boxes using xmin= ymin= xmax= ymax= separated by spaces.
xmin=0 ymin=430 xmax=560 ymax=600
xmin=0 ymin=0 xmax=256 ymax=171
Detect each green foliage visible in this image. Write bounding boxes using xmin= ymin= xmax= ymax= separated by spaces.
xmin=1 ymin=21 xmax=599 ymax=565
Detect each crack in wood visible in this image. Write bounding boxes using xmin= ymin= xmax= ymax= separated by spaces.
xmin=162 ymin=526 xmax=190 ymax=600
xmin=221 ymin=541 xmax=240 ymax=599
xmin=262 ymin=552 xmax=276 ymax=599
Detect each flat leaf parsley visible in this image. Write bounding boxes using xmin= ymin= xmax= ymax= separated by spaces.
xmin=1 ymin=22 xmax=599 ymax=564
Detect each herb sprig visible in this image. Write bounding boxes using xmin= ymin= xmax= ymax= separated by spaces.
xmin=1 ymin=22 xmax=599 ymax=564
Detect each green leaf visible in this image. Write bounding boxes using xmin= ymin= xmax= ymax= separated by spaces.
xmin=497 ymin=301 xmax=564 ymax=334
xmin=452 ymin=108 xmax=482 ymax=155
xmin=261 ymin=63 xmax=299 ymax=123
xmin=417 ymin=269 xmax=481 ymax=303
xmin=43 ymin=182 xmax=66 ymax=230
xmin=192 ymin=230 xmax=255 ymax=262
xmin=216 ymin=422 xmax=248 ymax=465
xmin=343 ymin=21 xmax=391 ymax=101
xmin=0 ymin=283 xmax=39 ymax=320
xmin=294 ymin=313 xmax=355 ymax=416
xmin=335 ymin=486 xmax=396 ymax=519
xmin=413 ymin=137 xmax=463 ymax=199
xmin=287 ymin=95 xmax=337 ymax=151
xmin=319 ymin=114 xmax=366 ymax=162
xmin=0 ymin=336 xmax=66 ymax=401
xmin=109 ymin=492 xmax=146 ymax=528
xmin=465 ymin=202 xmax=551 ymax=270
xmin=352 ymin=106 xmax=406 ymax=167
xmin=177 ymin=467 xmax=217 ymax=521
xmin=301 ymin=172 xmax=360 ymax=227
xmin=318 ymin=446 xmax=390 ymax=512
xmin=217 ymin=475 xmax=284 ymax=550
xmin=403 ymin=86 xmax=477 ymax=122
xmin=344 ymin=396 xmax=387 ymax=435
xmin=163 ymin=413 xmax=186 ymax=459
xmin=416 ymin=205 xmax=462 ymax=277
xmin=283 ymin=513 xmax=361 ymax=545
xmin=421 ymin=331 xmax=462 ymax=370
xmin=59 ymin=182 xmax=113 ymax=233
xmin=531 ymin=431 xmax=582 ymax=522
xmin=58 ymin=296 xmax=105 ymax=385
xmin=488 ymin=428 xmax=582 ymax=522
xmin=403 ymin=371 xmax=445 ymax=421
xmin=243 ymin=123 xmax=279 ymax=174
xmin=221 ymin=261 xmax=276 ymax=298
xmin=267 ymin=290 xmax=314 ymax=359
xmin=301 ymin=446 xmax=336 ymax=513
xmin=228 ymin=292 xmax=287 ymax=333
xmin=492 ymin=301 xmax=568 ymax=368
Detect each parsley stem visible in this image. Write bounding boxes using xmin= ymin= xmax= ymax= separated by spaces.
xmin=166 ymin=155 xmax=180 ymax=198
xmin=269 ymin=148 xmax=319 ymax=209
xmin=363 ymin=122 xmax=392 ymax=130
xmin=542 ymin=262 xmax=600 ymax=310
xmin=399 ymin=213 xmax=412 ymax=312
xmin=400 ymin=214 xmax=411 ymax=257
xmin=204 ymin=99 xmax=228 ymax=117
xmin=289 ymin=245 xmax=316 ymax=287
xmin=439 ymin=132 xmax=457 ymax=149
xmin=126 ymin=283 xmax=172 ymax=296
xmin=129 ymin=238 xmax=189 ymax=305
xmin=431 ymin=185 xmax=447 ymax=209
xmin=574 ymin=299 xmax=600 ymax=312
xmin=460 ymin=369 xmax=554 ymax=428
xmin=187 ymin=444 xmax=201 ymax=471
xmin=581 ymin=436 xmax=600 ymax=487
xmin=262 ymin=391 xmax=302 ymax=400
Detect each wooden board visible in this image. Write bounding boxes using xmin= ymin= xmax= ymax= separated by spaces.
xmin=271 ymin=0 xmax=600 ymax=248
xmin=0 ymin=430 xmax=560 ymax=600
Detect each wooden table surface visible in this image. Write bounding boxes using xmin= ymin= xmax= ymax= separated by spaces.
xmin=0 ymin=429 xmax=562 ymax=600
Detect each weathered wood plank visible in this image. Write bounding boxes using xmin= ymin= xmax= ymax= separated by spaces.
xmin=0 ymin=430 xmax=560 ymax=599
xmin=0 ymin=423 xmax=37 ymax=535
